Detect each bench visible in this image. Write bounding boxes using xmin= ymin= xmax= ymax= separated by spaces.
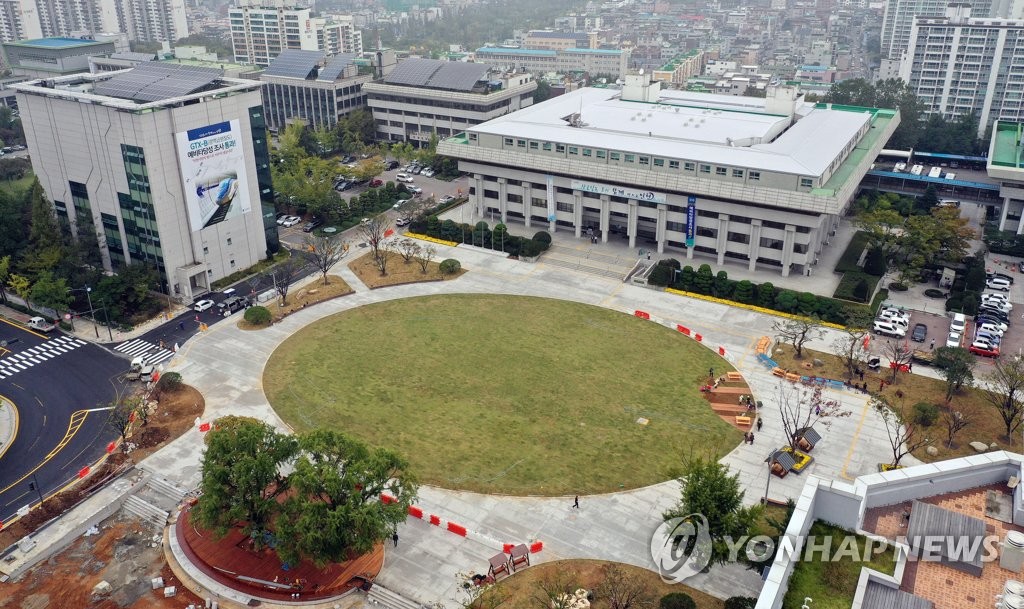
xmin=726 ymin=371 xmax=744 ymax=382
xmin=735 ymin=416 xmax=752 ymax=427
xmin=772 ymin=367 xmax=787 ymax=378
xmin=785 ymin=372 xmax=802 ymax=382
xmin=755 ymin=337 xmax=772 ymax=355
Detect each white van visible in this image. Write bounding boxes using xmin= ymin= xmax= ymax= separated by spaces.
xmin=987 ymin=277 xmax=1012 ymax=292
xmin=395 ymin=173 xmax=414 ymax=183
xmin=873 ymin=320 xmax=906 ymax=338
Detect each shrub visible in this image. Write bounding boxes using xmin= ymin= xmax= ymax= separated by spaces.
xmin=734 ymin=280 xmax=755 ymax=303
xmin=913 ymin=402 xmax=939 ymax=427
xmin=864 ymin=247 xmax=888 ymax=276
xmin=156 ymin=371 xmax=183 ymax=393
xmin=724 ymin=598 xmax=757 ymax=609
xmin=520 ymin=239 xmax=545 ymax=257
xmin=439 ymin=259 xmax=461 ymax=276
xmin=924 ymin=288 xmax=946 ymax=298
xmin=532 ymin=231 xmax=552 ymax=247
xmin=888 ymin=282 xmax=908 ymax=291
xmin=244 ymin=305 xmax=272 ymax=326
xmin=835 ymin=230 xmax=870 ymax=274
xmin=946 ymin=295 xmax=963 ymax=312
xmin=853 ymin=277 xmax=870 ymax=301
xmin=648 ymin=263 xmax=674 ymax=286
xmin=660 ymin=593 xmax=697 ymax=609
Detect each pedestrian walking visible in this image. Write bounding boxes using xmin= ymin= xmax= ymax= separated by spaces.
xmin=815 ymin=404 xmax=820 ymax=416
xmin=178 ymin=321 xmax=185 ymax=331
xmin=573 ymin=496 xmax=580 ymax=509
xmin=392 ymin=531 xmax=399 ymax=547
xmin=749 ymin=432 xmax=755 ymax=444
xmin=756 ymin=417 xmax=763 ymax=431
xmin=929 ymin=338 xmax=935 ymax=351
xmin=858 ymin=369 xmax=864 ymax=381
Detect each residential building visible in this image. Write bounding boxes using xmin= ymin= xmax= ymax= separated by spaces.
xmin=313 ymin=14 xmax=362 ymax=56
xmin=756 ymin=451 xmax=1024 ymax=609
xmin=652 ymin=50 xmax=705 ymax=85
xmin=880 ymin=0 xmax=1001 ymax=60
xmin=13 ymin=62 xmax=278 ymax=302
xmin=437 ymin=73 xmax=899 ymax=277
xmin=898 ymin=5 xmax=1024 ymax=136
xmin=363 ymin=57 xmax=537 ymax=145
xmin=474 ymin=46 xmax=630 ymax=79
xmin=117 ymin=0 xmax=189 ymax=43
xmin=260 ymin=50 xmax=371 ymax=131
xmin=0 ymin=0 xmax=185 ymax=44
xmin=989 ymin=120 xmax=1024 ymax=234
xmin=522 ymin=29 xmax=594 ymax=51
xmin=3 ymin=36 xmax=115 ymax=77
xmin=229 ymin=3 xmax=317 ymax=67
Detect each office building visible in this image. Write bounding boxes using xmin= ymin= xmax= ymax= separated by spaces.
xmin=13 ymin=62 xmax=278 ymax=301
xmin=229 ymin=3 xmax=317 ymax=67
xmin=437 ymin=74 xmax=899 ymax=277
xmin=522 ymin=30 xmax=594 ymax=51
xmin=3 ymin=36 xmax=115 ymax=76
xmin=899 ymin=5 xmax=1024 ymax=136
xmin=474 ymin=46 xmax=630 ymax=79
xmin=260 ymin=50 xmax=371 ymax=130
xmin=363 ymin=58 xmax=536 ymax=145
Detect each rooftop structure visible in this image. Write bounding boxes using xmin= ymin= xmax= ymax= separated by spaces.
xmin=383 ymin=58 xmax=491 ymax=92
xmin=260 ymin=50 xmax=370 ymax=130
xmin=2 ymin=36 xmax=115 ymax=77
xmin=474 ymin=45 xmax=630 ymax=79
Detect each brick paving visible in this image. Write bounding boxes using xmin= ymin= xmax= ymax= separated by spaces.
xmin=863 ymin=485 xmax=1024 ymax=609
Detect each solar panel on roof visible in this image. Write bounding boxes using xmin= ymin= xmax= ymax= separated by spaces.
xmin=92 ymin=62 xmax=220 ymax=103
xmin=429 ymin=62 xmax=489 ymax=91
xmin=385 ymin=58 xmax=442 ymax=87
xmin=316 ymin=54 xmax=354 ymax=82
xmin=264 ymin=49 xmax=324 ymax=78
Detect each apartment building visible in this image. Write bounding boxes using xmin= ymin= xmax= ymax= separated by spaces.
xmin=260 ymin=50 xmax=371 ymax=130
xmin=314 ymin=14 xmax=362 ymax=56
xmin=438 ymin=74 xmax=899 ymax=277
xmin=652 ymin=50 xmax=705 ymax=85
xmin=474 ymin=46 xmax=630 ymax=79
xmin=0 ymin=0 xmax=185 ymax=44
xmin=229 ymin=3 xmax=317 ymax=67
xmin=363 ymin=58 xmax=537 ymax=145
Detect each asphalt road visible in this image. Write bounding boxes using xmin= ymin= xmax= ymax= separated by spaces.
xmin=0 ymin=321 xmax=124 ymax=527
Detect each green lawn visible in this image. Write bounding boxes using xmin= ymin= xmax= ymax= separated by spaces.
xmin=264 ymin=294 xmax=741 ymax=495
xmin=782 ymin=521 xmax=897 ymax=609
xmin=1 ymin=173 xmax=34 ymax=195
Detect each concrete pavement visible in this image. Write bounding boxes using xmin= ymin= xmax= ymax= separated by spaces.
xmin=0 ymin=396 xmax=15 ymax=462
xmin=134 ymin=228 xmax=900 ymax=607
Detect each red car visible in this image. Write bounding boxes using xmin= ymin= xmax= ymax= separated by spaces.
xmin=969 ymin=343 xmax=1000 ymax=358
xmin=370 ymin=178 xmax=383 ymax=187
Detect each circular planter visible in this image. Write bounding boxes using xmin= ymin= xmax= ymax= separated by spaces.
xmin=924 ymin=288 xmax=946 ymax=298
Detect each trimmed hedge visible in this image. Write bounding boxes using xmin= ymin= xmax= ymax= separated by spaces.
xmin=833 ymin=271 xmax=878 ymax=303
xmin=660 ymin=593 xmax=697 ymax=609
xmin=835 ymin=230 xmax=871 ymax=273
xmin=408 ymin=217 xmax=549 ymax=258
xmin=439 ymin=259 xmax=461 ymax=275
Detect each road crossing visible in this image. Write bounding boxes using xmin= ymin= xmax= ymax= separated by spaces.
xmin=113 ymin=338 xmax=175 ymax=366
xmin=0 ymin=335 xmax=88 ymax=378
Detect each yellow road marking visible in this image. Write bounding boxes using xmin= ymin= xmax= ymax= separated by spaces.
xmin=0 ymin=393 xmax=20 ymax=461
xmin=0 ymin=409 xmax=90 ymax=495
xmin=840 ymin=396 xmax=871 ymax=480
xmin=0 ymin=317 xmax=49 ymax=339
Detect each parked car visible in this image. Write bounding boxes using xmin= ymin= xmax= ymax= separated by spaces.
xmin=949 ymin=313 xmax=967 ymax=334
xmin=982 ymin=291 xmax=1010 ymax=302
xmin=395 ymin=217 xmax=411 ymax=227
xmin=911 ymin=323 xmax=928 ymax=342
xmin=987 ymin=277 xmax=1012 ymax=291
xmin=385 ymin=160 xmax=400 ymax=171
xmin=396 ymin=173 xmax=414 ymax=183
xmin=393 ymin=199 xmax=409 ymax=209
xmin=978 ymin=306 xmax=1011 ymax=322
xmin=976 ymin=316 xmax=1009 ymax=331
xmin=422 ymin=168 xmax=436 ymax=177
xmin=987 ymin=271 xmax=1014 ymax=284
xmin=976 ymin=331 xmax=1002 ymax=346
xmin=281 ymin=215 xmax=301 ymax=227
xmin=408 ymin=186 xmax=423 ymax=195
xmin=440 ymin=194 xmax=455 ymax=203
xmin=217 ymin=296 xmax=248 ymax=315
xmin=370 ymin=179 xmax=383 ymax=187
xmin=969 ymin=342 xmax=1000 ymax=358
xmin=946 ymin=331 xmax=962 ymax=348
xmin=302 ymin=219 xmax=323 ymax=233
xmin=276 ymin=214 xmax=288 ymax=225
xmin=980 ymin=300 xmax=1013 ymax=313
xmin=977 ymin=322 xmax=1005 ymax=337
xmin=410 ymin=165 xmax=423 ymax=175
xmin=193 ymin=299 xmax=215 ymax=312
xmin=873 ymin=320 xmax=906 ymax=338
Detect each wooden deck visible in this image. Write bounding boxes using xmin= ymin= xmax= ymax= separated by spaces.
xmin=176 ymin=505 xmax=384 ymax=602
xmin=704 ymin=384 xmax=755 ymax=430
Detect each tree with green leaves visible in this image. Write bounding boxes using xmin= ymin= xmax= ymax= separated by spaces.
xmin=534 ymin=80 xmax=553 ymax=103
xmin=932 ymin=346 xmax=976 ymax=402
xmin=272 ymin=155 xmax=337 ymax=217
xmin=194 ymin=418 xmax=299 ymax=544
xmin=663 ymin=455 xmax=759 ymax=568
xmin=29 ymin=271 xmax=70 ymax=312
xmin=7 ymin=273 xmax=30 ymax=307
xmin=23 ymin=180 xmax=67 ymax=277
xmin=275 ymin=429 xmax=416 ymax=566
xmin=0 ymin=255 xmax=10 ymax=303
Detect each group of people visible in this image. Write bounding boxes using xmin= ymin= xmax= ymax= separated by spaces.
xmin=743 ymin=431 xmax=756 ymax=444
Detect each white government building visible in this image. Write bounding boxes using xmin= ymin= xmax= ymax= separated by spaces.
xmin=13 ymin=63 xmax=276 ymax=302
xmin=438 ymin=73 xmax=900 ymax=277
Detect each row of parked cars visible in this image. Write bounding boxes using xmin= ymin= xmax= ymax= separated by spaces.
xmin=873 ymin=306 xmax=919 ymax=339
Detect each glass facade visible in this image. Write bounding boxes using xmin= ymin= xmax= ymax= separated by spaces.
xmin=119 ymin=145 xmax=164 ymax=276
xmin=249 ymin=105 xmax=280 ymax=255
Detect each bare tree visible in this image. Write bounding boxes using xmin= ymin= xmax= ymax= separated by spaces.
xmin=774 ymin=381 xmax=851 ymax=451
xmin=245 ymin=272 xmax=263 ymax=301
xmin=882 ymin=339 xmax=914 ymax=384
xmin=304 ymin=234 xmax=347 ymax=285
xmin=397 ymin=238 xmax=420 ymax=264
xmin=831 ymin=309 xmax=872 ymax=379
xmin=416 ymin=244 xmax=436 ymax=274
xmin=942 ymin=405 xmax=972 ymax=449
xmin=373 ymin=240 xmax=394 ymax=275
xmin=981 ymin=356 xmax=1024 ymax=439
xmin=105 ymin=393 xmax=143 ymax=446
xmin=357 ymin=214 xmax=391 ymax=264
xmin=270 ymin=256 xmax=303 ymax=306
xmin=772 ymin=316 xmax=823 ymax=359
xmin=872 ymin=394 xmax=932 ymax=467
xmin=596 ymin=564 xmax=654 ymax=609
xmin=532 ymin=568 xmax=581 ymax=609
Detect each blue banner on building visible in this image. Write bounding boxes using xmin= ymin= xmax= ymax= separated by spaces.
xmin=686 ymin=196 xmax=696 ymax=247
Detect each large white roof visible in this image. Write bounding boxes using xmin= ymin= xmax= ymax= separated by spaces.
xmin=468 ymin=87 xmax=872 ymax=176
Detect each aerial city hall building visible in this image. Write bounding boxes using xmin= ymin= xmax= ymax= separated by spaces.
xmin=13 ymin=62 xmax=278 ymax=302
xmin=438 ymin=73 xmax=899 ymax=277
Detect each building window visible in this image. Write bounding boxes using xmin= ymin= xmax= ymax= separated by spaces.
xmin=556 ymin=201 xmax=574 ymax=212
xmin=699 ymin=164 xmax=711 ymax=173
xmin=654 ymin=158 xmax=664 ymax=167
xmin=732 ymin=169 xmax=744 ymax=178
xmin=727 ymin=231 xmax=750 ymax=244
xmin=484 ymin=189 xmax=499 ymax=199
xmin=469 ymin=133 xmax=477 ymax=141
xmin=556 ymin=144 xmax=566 ymax=153
xmin=503 ymin=137 xmax=513 ymax=146
xmin=715 ymin=167 xmax=727 ymax=176
xmin=569 ymin=146 xmax=578 ymax=155
xmin=610 ymin=152 xmax=621 ymax=161
xmin=517 ymin=139 xmax=526 ymax=148
xmin=800 ymin=178 xmax=814 ymax=188
xmin=696 ymin=227 xmax=717 ymax=238
xmin=596 ymin=150 xmax=606 ymax=159
xmin=203 ymin=246 xmax=209 ymax=254
xmin=625 ymin=154 xmax=635 ymax=163
xmin=532 ymin=197 xmax=546 ymax=208
xmin=685 ymin=162 xmax=696 ymax=171
xmin=760 ymin=237 xmax=784 ymax=250
xmin=529 ymin=141 xmax=539 ymax=150
xmin=507 ymin=193 xmax=523 ymax=203
xmin=668 ymin=160 xmax=679 ymax=169
xmin=639 ymin=156 xmax=649 ymax=165
xmin=543 ymin=142 xmax=552 ymax=151
xmin=583 ymin=148 xmax=592 ymax=157
xmin=749 ymin=171 xmax=761 ymax=181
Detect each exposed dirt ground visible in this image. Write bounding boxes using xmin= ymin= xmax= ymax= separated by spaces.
xmin=0 ymin=514 xmax=203 ymax=609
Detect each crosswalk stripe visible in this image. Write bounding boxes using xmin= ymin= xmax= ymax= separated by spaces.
xmin=147 ymin=351 xmax=174 ymax=365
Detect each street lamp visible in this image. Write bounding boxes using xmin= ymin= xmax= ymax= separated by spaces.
xmin=68 ymin=286 xmax=98 ymax=338
xmin=763 ymin=450 xmax=775 ymax=505
xmin=28 ymin=473 xmax=44 ymax=506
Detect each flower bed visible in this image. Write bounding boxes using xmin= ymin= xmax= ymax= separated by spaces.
xmin=781 ymin=445 xmax=814 ymax=473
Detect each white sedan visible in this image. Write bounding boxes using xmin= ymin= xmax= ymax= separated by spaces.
xmin=281 ymin=215 xmax=301 ymax=227
xmin=193 ymin=299 xmax=215 ymax=312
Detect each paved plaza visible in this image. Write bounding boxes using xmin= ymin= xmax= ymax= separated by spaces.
xmin=131 ymin=215 xmax=907 ymax=607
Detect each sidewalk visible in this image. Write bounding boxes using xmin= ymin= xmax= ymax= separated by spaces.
xmin=136 ymin=241 xmax=899 ymax=607
xmin=0 ymin=296 xmax=190 ymax=346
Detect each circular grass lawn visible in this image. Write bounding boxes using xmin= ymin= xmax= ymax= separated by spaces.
xmin=264 ymin=294 xmax=741 ymax=495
